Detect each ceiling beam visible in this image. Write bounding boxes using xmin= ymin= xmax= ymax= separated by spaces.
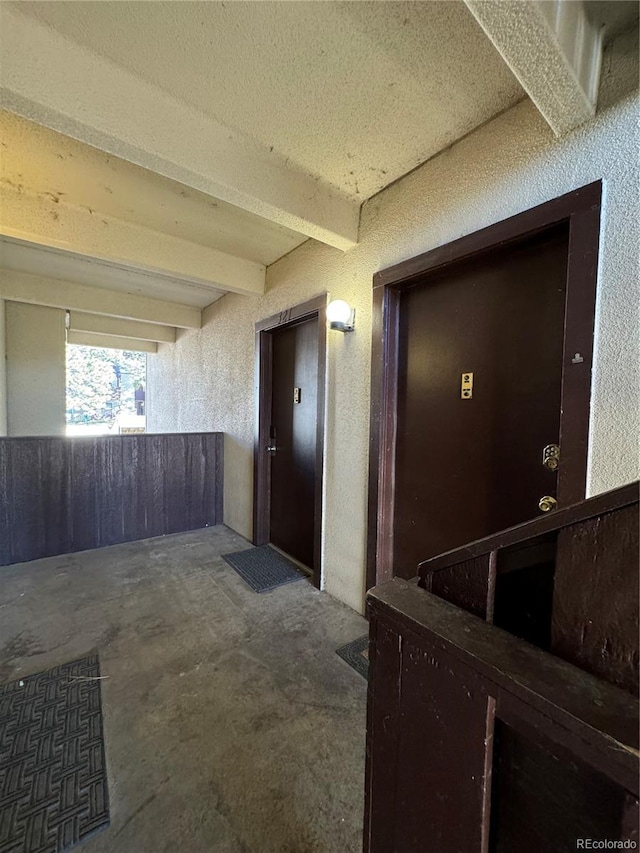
xmin=0 ymin=6 xmax=360 ymax=251
xmin=69 ymin=312 xmax=176 ymax=344
xmin=67 ymin=329 xmax=158 ymax=354
xmin=464 ymin=0 xmax=602 ymax=135
xmin=0 ymin=269 xmax=201 ymax=329
xmin=0 ymin=184 xmax=265 ymax=297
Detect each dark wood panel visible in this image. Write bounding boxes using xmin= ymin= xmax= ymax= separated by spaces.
xmin=184 ymin=434 xmax=204 ymax=532
xmin=164 ymin=433 xmax=187 ymax=535
xmin=364 ymin=617 xmax=403 ymax=853
xmin=121 ymin=434 xmax=143 ymax=544
xmin=6 ymin=440 xmax=46 ymax=564
xmin=552 ymin=505 xmax=639 ymax=695
xmin=96 ymin=437 xmax=125 ymax=547
xmin=426 ymin=554 xmax=492 ymax=619
xmin=489 ymin=717 xmax=635 ymax=852
xmin=0 ymin=433 xmax=224 ymax=566
xmin=41 ymin=438 xmax=72 ymax=558
xmin=393 ymin=631 xmax=490 ymax=852
xmin=369 ymin=579 xmax=639 ymax=768
xmin=179 ymin=433 xmax=221 ymax=532
xmin=144 ymin=434 xmax=167 ymax=539
xmin=70 ymin=439 xmax=99 ymax=553
xmin=365 ymin=579 xmax=639 ymax=853
xmin=417 ymin=482 xmax=638 ymax=694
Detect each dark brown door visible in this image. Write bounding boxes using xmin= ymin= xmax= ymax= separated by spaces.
xmin=269 ymin=317 xmax=318 ymax=570
xmin=393 ymin=224 xmax=569 ymax=577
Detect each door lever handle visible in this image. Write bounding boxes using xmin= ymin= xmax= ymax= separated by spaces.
xmin=266 ymin=445 xmax=277 ymax=454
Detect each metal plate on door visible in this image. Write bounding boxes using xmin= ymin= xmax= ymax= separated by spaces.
xmin=461 ymin=373 xmax=473 ymax=399
xmin=293 ymin=387 xmax=301 ymax=404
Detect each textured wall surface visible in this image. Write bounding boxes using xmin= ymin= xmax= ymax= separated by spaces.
xmin=148 ymin=32 xmax=639 ymax=614
xmin=0 ymin=299 xmax=7 ymax=435
xmin=6 ymin=301 xmax=66 ymax=436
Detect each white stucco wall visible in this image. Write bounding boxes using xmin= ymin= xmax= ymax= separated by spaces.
xmin=5 ymin=301 xmax=66 ymax=436
xmin=0 ymin=299 xmax=7 ymax=435
xmin=148 ymin=33 xmax=639 ymax=614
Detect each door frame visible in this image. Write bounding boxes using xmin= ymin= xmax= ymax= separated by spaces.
xmin=367 ymin=181 xmax=602 ymax=591
xmin=253 ymin=294 xmax=327 ymax=587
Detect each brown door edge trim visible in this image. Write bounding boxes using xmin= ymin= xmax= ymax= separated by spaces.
xmin=373 ymin=182 xmax=602 ymax=289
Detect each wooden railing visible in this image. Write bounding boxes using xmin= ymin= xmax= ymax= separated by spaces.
xmin=418 ymin=481 xmax=639 ymax=695
xmin=364 ymin=482 xmax=639 ymax=852
xmin=0 ymin=432 xmax=223 ymax=566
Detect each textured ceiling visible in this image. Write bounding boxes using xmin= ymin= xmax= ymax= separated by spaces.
xmin=585 ymin=1 xmax=640 ymax=43
xmin=5 ymin=0 xmax=635 ymax=324
xmin=0 ymin=237 xmax=226 ymax=309
xmin=12 ymin=0 xmax=525 ymax=201
xmin=1 ymin=111 xmax=306 ymax=267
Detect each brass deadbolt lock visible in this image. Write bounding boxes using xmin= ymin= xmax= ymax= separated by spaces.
xmin=542 ymin=444 xmax=560 ymax=471
xmin=538 ymin=495 xmax=557 ymax=513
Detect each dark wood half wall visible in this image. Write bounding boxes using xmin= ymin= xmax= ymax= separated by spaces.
xmin=0 ymin=432 xmax=224 ymax=566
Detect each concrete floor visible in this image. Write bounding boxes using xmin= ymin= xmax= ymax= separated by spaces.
xmin=0 ymin=526 xmax=369 ymax=853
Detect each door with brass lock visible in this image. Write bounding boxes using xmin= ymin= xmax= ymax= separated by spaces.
xmin=391 ymin=223 xmax=572 ymax=574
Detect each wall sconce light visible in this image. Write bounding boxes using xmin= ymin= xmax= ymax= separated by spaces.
xmin=327 ymin=299 xmax=355 ymax=332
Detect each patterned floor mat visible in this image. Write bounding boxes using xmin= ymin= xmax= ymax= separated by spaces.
xmin=336 ymin=635 xmax=369 ymax=680
xmin=221 ymin=545 xmax=308 ymax=593
xmin=0 ymin=653 xmax=110 ymax=853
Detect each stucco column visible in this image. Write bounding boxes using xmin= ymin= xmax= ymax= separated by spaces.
xmin=6 ymin=301 xmax=66 ymax=436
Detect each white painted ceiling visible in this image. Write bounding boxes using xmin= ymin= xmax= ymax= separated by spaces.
xmin=1 ymin=111 xmax=306 ymax=267
xmin=11 ymin=0 xmax=525 ymax=201
xmin=0 ymin=237 xmax=226 ymax=309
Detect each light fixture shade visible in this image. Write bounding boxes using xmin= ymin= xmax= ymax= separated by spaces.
xmin=327 ymin=299 xmax=355 ymax=332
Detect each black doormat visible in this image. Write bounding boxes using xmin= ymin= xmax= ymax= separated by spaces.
xmin=336 ymin=635 xmax=369 ymax=680
xmin=0 ymin=653 xmax=110 ymax=853
xmin=221 ymin=545 xmax=308 ymax=593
